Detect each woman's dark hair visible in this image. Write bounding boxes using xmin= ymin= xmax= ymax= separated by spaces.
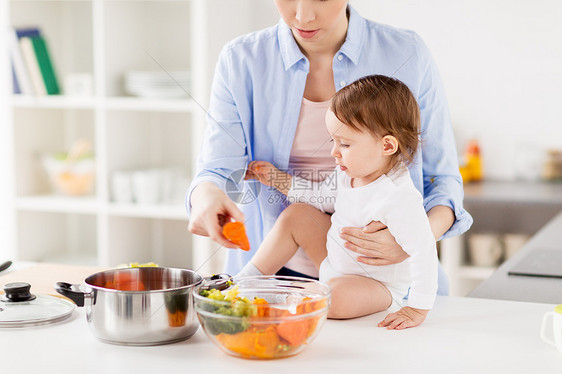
xmin=330 ymin=75 xmax=421 ymax=167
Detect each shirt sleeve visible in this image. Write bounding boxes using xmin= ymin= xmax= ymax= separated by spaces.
xmin=287 ymin=171 xmax=338 ymax=214
xmin=185 ymin=45 xmax=249 ymax=218
xmin=381 ymin=187 xmax=438 ymax=309
xmin=414 ymin=34 xmax=473 ymax=240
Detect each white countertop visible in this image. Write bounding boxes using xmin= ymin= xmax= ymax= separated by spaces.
xmin=1 ymin=295 xmax=560 ymax=374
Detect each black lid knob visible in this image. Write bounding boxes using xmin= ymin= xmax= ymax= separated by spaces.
xmin=3 ymin=282 xmax=36 ymax=302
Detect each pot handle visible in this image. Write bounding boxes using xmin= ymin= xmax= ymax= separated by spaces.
xmin=54 ymin=282 xmax=92 ymax=307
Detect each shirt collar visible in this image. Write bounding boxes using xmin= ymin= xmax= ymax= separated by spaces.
xmin=277 ymin=5 xmax=365 ymax=70
xmin=339 ymin=5 xmax=364 ymax=65
xmin=277 ymin=18 xmax=306 ymax=70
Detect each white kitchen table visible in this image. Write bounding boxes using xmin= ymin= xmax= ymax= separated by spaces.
xmin=1 ymin=295 xmax=560 ymax=374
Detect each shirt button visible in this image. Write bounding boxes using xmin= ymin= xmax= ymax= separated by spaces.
xmin=337 ymin=54 xmax=343 ymax=61
xmin=340 ymin=81 xmax=346 ymax=87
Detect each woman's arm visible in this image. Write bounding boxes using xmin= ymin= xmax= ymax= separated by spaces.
xmin=340 ymin=205 xmax=454 ymax=266
xmin=427 ymin=205 xmax=455 ymax=240
xmin=186 ymin=45 xmax=249 ymax=245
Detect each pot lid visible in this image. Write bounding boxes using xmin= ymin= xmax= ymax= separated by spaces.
xmin=0 ymin=282 xmax=75 ymax=328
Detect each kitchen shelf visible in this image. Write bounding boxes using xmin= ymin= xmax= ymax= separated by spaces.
xmin=104 ymin=97 xmax=195 ymax=113
xmin=10 ymin=95 xmax=96 ymax=109
xmin=15 ymin=195 xmax=99 ymax=214
xmin=106 ymin=203 xmax=187 ymax=220
xmin=1 ymin=0 xmax=280 ymax=272
xmin=16 ymin=210 xmax=97 ymax=263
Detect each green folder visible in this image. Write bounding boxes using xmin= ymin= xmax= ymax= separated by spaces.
xmin=30 ymin=36 xmax=60 ymax=95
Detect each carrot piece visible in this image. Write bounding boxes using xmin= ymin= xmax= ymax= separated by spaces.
xmin=167 ymin=310 xmax=187 ymax=327
xmin=276 ymin=319 xmax=309 ymax=346
xmin=252 ymin=297 xmax=269 ymax=318
xmin=216 ymin=326 xmax=280 ymax=359
xmin=222 ymin=221 xmax=250 ymax=251
xmin=110 ymin=272 xmax=145 ymax=291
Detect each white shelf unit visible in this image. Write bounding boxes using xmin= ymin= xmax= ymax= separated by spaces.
xmin=0 ymin=0 xmax=280 ymax=272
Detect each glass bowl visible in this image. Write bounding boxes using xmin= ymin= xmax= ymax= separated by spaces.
xmin=194 ymin=276 xmax=331 ymax=360
xmin=42 ymin=154 xmax=95 ymax=196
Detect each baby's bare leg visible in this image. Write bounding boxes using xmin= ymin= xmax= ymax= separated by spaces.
xmin=251 ymin=203 xmax=331 ymax=274
xmin=327 ymin=275 xmax=393 ymax=319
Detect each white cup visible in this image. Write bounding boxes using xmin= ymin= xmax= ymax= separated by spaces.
xmin=503 ymin=233 xmax=529 ymax=259
xmin=541 ymin=305 xmax=562 ymax=353
xmin=468 ymin=233 xmax=504 ymax=267
xmin=111 ymin=171 xmax=133 ymax=203
xmin=159 ymin=166 xmax=188 ymax=204
xmin=131 ymin=169 xmax=161 ymax=205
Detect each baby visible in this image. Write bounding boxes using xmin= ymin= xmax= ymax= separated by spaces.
xmin=239 ymin=75 xmax=438 ymax=329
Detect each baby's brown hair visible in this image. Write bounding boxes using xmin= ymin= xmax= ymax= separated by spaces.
xmin=330 ymin=75 xmax=421 ymax=168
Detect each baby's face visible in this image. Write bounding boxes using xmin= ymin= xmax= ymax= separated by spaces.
xmin=325 ymin=110 xmax=391 ymax=186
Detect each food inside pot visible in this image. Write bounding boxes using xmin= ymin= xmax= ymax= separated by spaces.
xmin=88 ymin=268 xmax=200 ymax=292
xmin=102 ymin=271 xmax=146 ymax=291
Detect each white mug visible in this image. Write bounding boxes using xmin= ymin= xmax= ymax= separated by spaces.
xmin=111 ymin=171 xmax=133 ymax=203
xmin=541 ymin=304 xmax=562 ymax=352
xmin=131 ymin=169 xmax=161 ymax=205
xmin=468 ymin=234 xmax=503 ymax=267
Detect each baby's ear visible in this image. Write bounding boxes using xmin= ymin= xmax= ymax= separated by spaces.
xmin=381 ymin=135 xmax=399 ymax=156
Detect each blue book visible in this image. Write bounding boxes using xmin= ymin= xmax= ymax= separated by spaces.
xmin=11 ymin=64 xmax=21 ymax=94
xmin=15 ymin=28 xmax=41 ymax=39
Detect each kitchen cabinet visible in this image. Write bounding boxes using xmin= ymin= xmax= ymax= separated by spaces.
xmin=440 ymin=180 xmax=562 ymax=296
xmin=470 ymin=210 xmax=562 ymax=303
xmin=0 ymin=0 xmax=279 ymax=271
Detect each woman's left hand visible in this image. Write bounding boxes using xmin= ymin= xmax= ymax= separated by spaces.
xmin=339 ymin=221 xmax=409 ymax=266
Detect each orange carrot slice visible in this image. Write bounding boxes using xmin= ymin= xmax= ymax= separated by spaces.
xmin=276 ymin=319 xmax=309 ymax=346
xmin=222 ymin=221 xmax=250 ymax=251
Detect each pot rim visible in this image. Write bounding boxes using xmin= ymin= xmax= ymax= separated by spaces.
xmin=83 ymin=267 xmax=204 ymax=294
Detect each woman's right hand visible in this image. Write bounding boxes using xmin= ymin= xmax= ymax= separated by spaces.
xmin=188 ymin=181 xmax=245 ymax=249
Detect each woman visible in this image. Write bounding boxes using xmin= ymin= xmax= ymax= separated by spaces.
xmin=186 ymin=0 xmax=472 ymax=294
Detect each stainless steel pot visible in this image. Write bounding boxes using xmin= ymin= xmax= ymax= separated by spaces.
xmin=55 ymin=267 xmax=203 ymax=346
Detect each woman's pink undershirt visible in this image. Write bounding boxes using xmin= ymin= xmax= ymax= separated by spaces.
xmin=285 ymin=97 xmax=335 ymax=277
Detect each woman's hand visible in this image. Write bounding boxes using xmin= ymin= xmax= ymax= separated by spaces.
xmin=378 ymin=306 xmax=429 ymax=330
xmin=245 ymin=161 xmax=292 ymax=195
xmin=188 ymin=181 xmax=245 ymax=249
xmin=339 ymin=221 xmax=409 ymax=266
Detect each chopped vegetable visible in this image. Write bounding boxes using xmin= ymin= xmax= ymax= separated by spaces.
xmin=222 ymin=221 xmax=250 ymax=251
xmin=276 ymin=319 xmax=309 ymax=346
xmin=198 ymin=286 xmax=255 ymax=335
xmin=128 ymin=262 xmax=158 ymax=268
xmin=216 ymin=326 xmax=281 ymax=359
xmin=104 ymin=271 xmax=145 ymax=291
xmin=167 ymin=310 xmax=187 ymax=327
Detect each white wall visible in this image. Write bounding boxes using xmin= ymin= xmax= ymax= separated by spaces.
xmin=351 ymin=0 xmax=562 ymax=180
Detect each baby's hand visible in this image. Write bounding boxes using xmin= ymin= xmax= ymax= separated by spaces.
xmin=245 ymin=161 xmax=280 ymax=187
xmin=378 ymin=306 xmax=429 ymax=330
